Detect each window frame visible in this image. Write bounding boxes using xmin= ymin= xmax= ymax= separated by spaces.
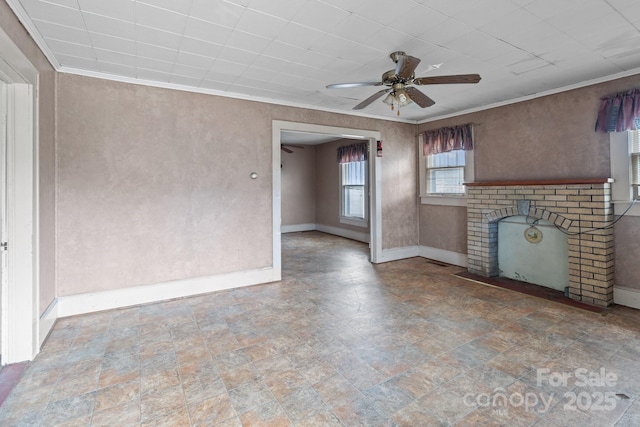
xmin=418 ymin=133 xmax=474 ymax=206
xmin=339 ymin=159 xmax=368 ymax=227
xmin=609 ymin=130 xmax=640 ymax=216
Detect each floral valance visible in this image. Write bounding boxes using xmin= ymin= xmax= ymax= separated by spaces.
xmin=423 ymin=124 xmax=473 ymax=156
xmin=337 ymin=143 xmax=368 ymax=164
xmin=595 ymin=89 xmax=640 ymax=133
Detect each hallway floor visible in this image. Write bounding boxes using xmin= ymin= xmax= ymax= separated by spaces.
xmin=1 ymin=231 xmax=639 ymax=426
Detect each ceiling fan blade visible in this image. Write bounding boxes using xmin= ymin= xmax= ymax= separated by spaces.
xmin=413 ymin=74 xmax=481 ymax=85
xmin=395 ymin=54 xmax=421 ymax=80
xmin=281 ymin=146 xmax=293 ymax=153
xmin=405 ymin=87 xmax=435 ymax=108
xmin=353 ymin=89 xmax=391 ymax=110
xmin=326 ymin=82 xmax=382 ymax=89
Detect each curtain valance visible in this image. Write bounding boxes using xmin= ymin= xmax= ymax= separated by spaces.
xmin=337 ymin=143 xmax=368 ymax=164
xmin=423 ymin=124 xmax=473 ymax=156
xmin=595 ymin=89 xmax=640 ymax=133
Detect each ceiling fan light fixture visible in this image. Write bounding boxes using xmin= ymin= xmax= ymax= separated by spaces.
xmin=382 ymin=93 xmax=394 ymax=105
xmin=395 ymin=89 xmax=412 ymax=107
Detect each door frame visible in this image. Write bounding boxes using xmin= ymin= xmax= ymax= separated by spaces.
xmin=272 ymin=120 xmax=382 ymax=277
xmin=0 ymin=26 xmax=39 ymax=364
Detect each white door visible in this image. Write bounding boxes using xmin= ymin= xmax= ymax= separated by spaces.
xmin=0 ymin=80 xmax=6 ymax=364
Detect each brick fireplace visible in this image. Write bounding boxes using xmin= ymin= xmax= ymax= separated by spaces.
xmin=465 ymin=179 xmax=614 ymax=307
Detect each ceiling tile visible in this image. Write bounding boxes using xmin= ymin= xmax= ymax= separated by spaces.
xmin=98 ymin=61 xmax=137 ymax=78
xmin=172 ymin=65 xmax=207 ymax=80
xmin=189 ymin=0 xmax=245 ymax=26
xmin=260 ymin=41 xmax=306 ymax=63
xmin=349 ymin=0 xmax=422 ymax=26
xmin=94 ymin=48 xmax=136 ymax=66
xmin=136 ymin=56 xmax=174 ymax=73
xmin=44 ymin=37 xmax=94 ymax=58
xmin=22 ymin=0 xmax=85 ymax=28
xmin=32 ymin=18 xmax=92 ymax=45
xmin=90 ymin=33 xmax=136 ymax=55
xmin=290 ymin=1 xmax=351 ymax=33
xmin=136 ymin=67 xmax=173 ymax=82
xmin=182 ymin=17 xmax=232 ymax=44
xmin=135 ymin=25 xmax=183 ymax=50
xmin=55 ymin=52 xmax=97 ymax=69
xmin=418 ymin=18 xmax=475 ymax=47
xmin=275 ymin=23 xmax=325 ymax=49
xmin=134 ymin=2 xmax=188 ymax=34
xmin=135 ymin=42 xmax=178 ymax=62
xmin=138 ymin=0 xmax=193 ymax=15
xmin=234 ymin=8 xmax=288 ymax=39
xmin=82 ymin=13 xmax=136 ymax=39
xmin=77 ymin=0 xmax=134 ymax=22
xmin=169 ymin=74 xmax=203 ymax=87
xmin=217 ymin=45 xmax=259 ymax=64
xmin=245 ymin=0 xmax=309 ymax=21
xmin=224 ymin=30 xmax=271 ymax=54
xmin=178 ymin=36 xmax=224 ymax=58
xmin=43 ymin=0 xmax=79 ymax=9
xmin=479 ymin=9 xmax=542 ymax=39
xmin=174 ymin=50 xmax=214 ymax=70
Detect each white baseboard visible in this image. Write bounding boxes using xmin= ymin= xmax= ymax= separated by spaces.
xmin=419 ymin=246 xmax=468 ymax=267
xmin=614 ymin=286 xmax=640 ymax=310
xmin=316 ymin=224 xmax=369 ymax=243
xmin=282 ymin=223 xmax=316 ymax=233
xmin=39 ymin=299 xmax=58 ymax=348
xmin=377 ymin=245 xmax=420 ymax=263
xmin=57 ymin=267 xmax=280 ymax=318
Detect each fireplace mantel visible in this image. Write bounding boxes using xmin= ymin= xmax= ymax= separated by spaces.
xmin=465 ymin=178 xmax=613 ymax=187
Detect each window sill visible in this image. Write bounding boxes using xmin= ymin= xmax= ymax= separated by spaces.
xmin=420 ymin=195 xmax=467 ymax=207
xmin=340 ymin=217 xmax=368 ymax=227
xmin=613 ymin=200 xmax=640 ymax=217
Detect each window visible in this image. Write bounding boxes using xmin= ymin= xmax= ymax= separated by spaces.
xmin=426 ymin=150 xmax=466 ymax=195
xmin=631 ymin=130 xmax=640 ymax=200
xmin=340 ymin=160 xmax=367 ymax=224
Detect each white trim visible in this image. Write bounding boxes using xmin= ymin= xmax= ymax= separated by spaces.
xmin=316 ymin=224 xmax=369 ymax=244
xmin=39 ymin=299 xmax=57 ymax=348
xmin=57 ymin=267 xmax=279 ymax=318
xmin=418 ymin=67 xmax=640 ymax=124
xmin=610 ymin=131 xmax=640 ymax=216
xmin=420 ymin=195 xmax=468 ymax=207
xmin=377 ymin=246 xmax=420 ymax=263
xmin=281 ymin=223 xmax=316 ymax=233
xmin=339 ymin=217 xmax=368 ymax=227
xmin=419 ymin=246 xmax=468 ymax=268
xmin=273 ymin=121 xmax=382 ymax=263
xmin=0 ymin=26 xmax=39 ymax=364
xmin=614 ymin=286 xmax=640 ymax=310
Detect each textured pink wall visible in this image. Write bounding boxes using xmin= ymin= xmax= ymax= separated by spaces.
xmin=56 ymin=74 xmax=418 ymax=295
xmin=1 ymin=0 xmax=56 ymax=315
xmin=281 ymin=145 xmax=316 ymax=226
xmin=419 ymin=205 xmax=467 ymax=254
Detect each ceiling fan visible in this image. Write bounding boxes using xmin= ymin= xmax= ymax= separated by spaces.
xmin=281 ymin=144 xmax=305 ymax=153
xmin=326 ymin=51 xmax=481 ymax=115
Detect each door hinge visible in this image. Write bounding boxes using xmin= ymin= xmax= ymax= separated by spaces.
xmin=0 ymin=242 xmax=7 ymax=251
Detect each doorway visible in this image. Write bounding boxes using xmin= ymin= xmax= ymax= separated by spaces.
xmin=272 ymin=121 xmax=382 ymax=280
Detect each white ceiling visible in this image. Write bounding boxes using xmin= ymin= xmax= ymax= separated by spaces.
xmin=7 ymin=0 xmax=640 ymax=123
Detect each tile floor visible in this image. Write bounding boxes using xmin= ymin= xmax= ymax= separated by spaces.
xmin=1 ymin=231 xmax=640 ymax=426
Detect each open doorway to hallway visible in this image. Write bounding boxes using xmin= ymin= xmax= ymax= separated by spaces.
xmin=272 ymin=121 xmax=383 ymax=281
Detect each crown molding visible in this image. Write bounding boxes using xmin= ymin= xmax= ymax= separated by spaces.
xmin=5 ymin=0 xmax=61 ymax=69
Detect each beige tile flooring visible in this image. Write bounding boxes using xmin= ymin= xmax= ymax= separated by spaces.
xmin=1 ymin=231 xmax=640 ymax=426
